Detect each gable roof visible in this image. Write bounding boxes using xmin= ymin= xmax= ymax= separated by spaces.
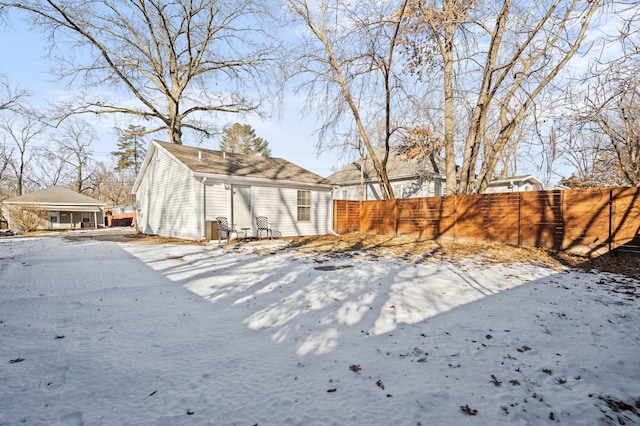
xmin=3 ymin=186 xmax=107 ymax=206
xmin=328 ymin=148 xmax=447 ymax=185
xmin=149 ymin=141 xmax=331 ymax=186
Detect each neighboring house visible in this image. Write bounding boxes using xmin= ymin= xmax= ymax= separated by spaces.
xmin=328 ymin=148 xmax=448 ymax=200
xmin=2 ymin=186 xmax=106 ymax=230
xmin=484 ymin=175 xmax=544 ymax=193
xmin=133 ymin=141 xmax=334 ymax=241
xmin=329 ymin=148 xmax=544 ymax=198
xmin=549 ymin=183 xmax=571 ymax=191
xmin=106 ymin=201 xmax=137 ymax=227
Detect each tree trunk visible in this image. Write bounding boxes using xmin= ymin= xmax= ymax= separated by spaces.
xmin=458 ymin=0 xmax=511 ymax=194
xmin=443 ymin=2 xmax=457 ymax=195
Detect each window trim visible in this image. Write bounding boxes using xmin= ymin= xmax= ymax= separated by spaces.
xmin=297 ymin=190 xmax=311 ymax=222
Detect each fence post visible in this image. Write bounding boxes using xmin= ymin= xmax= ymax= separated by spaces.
xmin=518 ymin=193 xmax=522 ymax=247
xmin=453 ymin=195 xmax=457 ymax=242
xmin=608 ymin=189 xmax=614 ymax=252
xmin=560 ymin=190 xmax=565 ymax=251
xmin=394 ymin=199 xmax=399 ymax=236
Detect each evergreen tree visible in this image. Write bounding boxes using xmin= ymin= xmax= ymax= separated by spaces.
xmin=111 ymin=125 xmax=147 ymax=174
xmin=219 ymin=123 xmax=271 ymax=157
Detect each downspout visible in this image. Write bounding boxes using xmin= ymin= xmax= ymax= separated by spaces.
xmin=200 ymin=177 xmax=207 ymax=241
xmin=329 ymin=186 xmax=340 ymax=236
xmin=360 ymin=157 xmax=365 ymax=201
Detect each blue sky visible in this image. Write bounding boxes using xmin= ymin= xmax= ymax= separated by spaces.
xmin=0 ymin=15 xmax=339 ymax=178
xmin=0 ymin=5 xmax=627 ymax=185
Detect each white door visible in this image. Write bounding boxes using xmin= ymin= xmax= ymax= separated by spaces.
xmin=231 ymin=185 xmax=252 ymax=233
xmin=48 ymin=212 xmax=60 ymax=229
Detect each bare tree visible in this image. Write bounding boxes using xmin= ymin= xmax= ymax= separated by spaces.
xmin=559 ymin=129 xmax=626 ymax=188
xmin=0 ymin=76 xmax=27 ymax=112
xmin=30 ymin=147 xmax=69 ymax=188
xmin=53 ymin=119 xmax=96 ymax=193
xmin=583 ymin=81 xmax=640 ymax=185
xmin=403 ymin=0 xmax=603 ymax=193
xmin=529 ymin=117 xmax=563 ymax=189
xmin=0 ymin=77 xmax=30 ymax=202
xmin=2 ymin=0 xmax=279 ymax=144
xmin=465 ymin=0 xmax=603 ymax=193
xmin=0 ymin=142 xmax=14 ymax=202
xmin=0 ymin=110 xmax=46 ymax=195
xmin=288 ymin=0 xmax=412 ymax=199
xmin=91 ymin=161 xmax=136 ymax=206
xmin=570 ymin=4 xmax=640 ymax=186
xmin=402 ymin=0 xmax=474 ymax=195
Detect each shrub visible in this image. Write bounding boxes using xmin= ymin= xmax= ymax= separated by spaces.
xmin=7 ymin=205 xmax=47 ymax=232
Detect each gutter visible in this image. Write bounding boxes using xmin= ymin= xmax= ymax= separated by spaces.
xmin=191 ymin=172 xmax=333 ymax=191
xmin=329 ymin=187 xmax=340 ymax=236
xmin=198 ymin=177 xmax=207 ymax=242
xmin=2 ymin=203 xmax=105 ymax=212
xmin=335 ymin=172 xmax=444 ymax=186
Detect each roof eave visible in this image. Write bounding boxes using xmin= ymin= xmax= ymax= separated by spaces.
xmin=192 ymin=172 xmax=334 ymax=190
xmin=3 ymin=200 xmax=106 ymax=205
xmin=2 ymin=201 xmax=105 ymax=211
xmin=132 ymin=142 xmax=158 ymax=193
xmin=332 ymin=172 xmax=445 ymax=186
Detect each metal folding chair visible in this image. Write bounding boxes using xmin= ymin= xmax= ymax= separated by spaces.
xmin=256 ymin=216 xmax=272 ymax=240
xmin=216 ymin=216 xmax=238 ymax=243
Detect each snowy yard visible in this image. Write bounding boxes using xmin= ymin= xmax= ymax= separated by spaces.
xmin=1 ymin=232 xmax=639 ymax=425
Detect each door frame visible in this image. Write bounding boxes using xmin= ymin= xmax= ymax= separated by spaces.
xmin=231 ymin=185 xmax=252 ymax=232
xmin=48 ymin=211 xmax=60 ymax=229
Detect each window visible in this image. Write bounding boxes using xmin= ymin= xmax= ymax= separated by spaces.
xmin=392 ymin=184 xmax=402 ymax=198
xmin=297 ymin=190 xmax=311 ymax=222
xmin=341 ymin=189 xmax=348 ymax=200
xmin=82 ymin=212 xmax=91 ymax=222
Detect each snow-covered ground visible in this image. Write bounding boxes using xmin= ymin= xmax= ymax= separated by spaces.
xmin=1 ymin=233 xmax=639 ymax=425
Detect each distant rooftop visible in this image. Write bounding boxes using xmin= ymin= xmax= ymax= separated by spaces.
xmin=328 ymin=147 xmax=447 ymax=184
xmin=4 ymin=186 xmax=106 ymax=206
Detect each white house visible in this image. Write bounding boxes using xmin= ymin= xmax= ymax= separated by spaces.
xmin=328 ymin=148 xmax=448 ymax=200
xmin=133 ymin=141 xmax=335 ymax=241
xmin=484 ymin=175 xmax=544 ymax=193
xmin=329 ymin=148 xmax=545 ymax=198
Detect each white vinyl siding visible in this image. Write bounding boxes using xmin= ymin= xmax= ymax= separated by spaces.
xmin=333 ymin=177 xmax=447 ymax=200
xmin=135 ymin=142 xmax=334 ymax=240
xmin=252 ymin=186 xmax=330 ymax=237
xmin=136 ymin=148 xmax=200 ymax=240
xmin=204 ymin=182 xmax=230 ymax=221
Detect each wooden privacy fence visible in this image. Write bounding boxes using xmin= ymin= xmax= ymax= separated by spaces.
xmin=333 ymin=187 xmax=640 ymax=256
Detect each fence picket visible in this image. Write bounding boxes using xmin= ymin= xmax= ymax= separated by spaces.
xmin=333 ymin=188 xmax=640 ymax=256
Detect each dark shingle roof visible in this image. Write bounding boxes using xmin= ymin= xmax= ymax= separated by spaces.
xmin=3 ymin=186 xmax=106 ymax=205
xmin=327 ymin=148 xmax=446 ymax=184
xmin=156 ymin=141 xmax=331 ymax=185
